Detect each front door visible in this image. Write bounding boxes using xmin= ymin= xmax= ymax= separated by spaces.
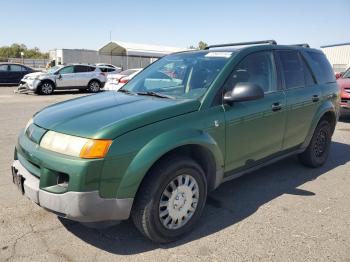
xmin=224 ymin=51 xmax=287 ymax=172
xmin=56 ymin=66 xmax=76 ymax=88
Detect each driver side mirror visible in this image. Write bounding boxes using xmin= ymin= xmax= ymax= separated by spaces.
xmin=56 ymin=73 xmax=62 ymax=79
xmin=224 ymin=82 xmax=264 ymax=104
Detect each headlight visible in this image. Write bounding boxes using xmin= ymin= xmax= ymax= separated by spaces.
xmin=40 ymin=131 xmax=112 ymax=159
xmin=25 ymin=118 xmax=33 ymax=132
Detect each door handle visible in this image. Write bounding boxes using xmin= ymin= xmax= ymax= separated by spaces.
xmin=312 ymin=95 xmax=320 ymax=102
xmin=271 ymin=102 xmax=282 ymax=112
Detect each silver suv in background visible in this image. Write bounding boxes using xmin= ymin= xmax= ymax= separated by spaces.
xmin=19 ymin=64 xmax=106 ymax=95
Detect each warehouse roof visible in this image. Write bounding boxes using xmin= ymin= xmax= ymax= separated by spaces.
xmin=321 ymin=42 xmax=350 ymax=48
xmin=98 ymin=41 xmax=188 ymax=57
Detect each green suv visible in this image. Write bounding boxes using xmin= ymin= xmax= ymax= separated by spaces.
xmin=12 ymin=40 xmax=340 ymax=243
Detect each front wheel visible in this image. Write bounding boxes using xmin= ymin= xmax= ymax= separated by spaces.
xmin=131 ymin=156 xmax=207 ymax=243
xmin=37 ymin=81 xmax=54 ymax=95
xmin=299 ymin=120 xmax=332 ymax=167
xmin=88 ymin=80 xmax=101 ymax=93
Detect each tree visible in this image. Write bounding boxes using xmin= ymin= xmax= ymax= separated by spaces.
xmin=0 ymin=43 xmax=49 ymax=59
xmin=198 ymin=41 xmax=208 ymax=50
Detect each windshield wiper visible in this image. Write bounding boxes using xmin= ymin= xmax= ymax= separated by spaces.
xmin=117 ymin=88 xmax=135 ymax=95
xmin=136 ymin=91 xmax=174 ymax=99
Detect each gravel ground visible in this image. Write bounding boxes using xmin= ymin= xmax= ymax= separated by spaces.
xmin=0 ymin=87 xmax=349 ymax=262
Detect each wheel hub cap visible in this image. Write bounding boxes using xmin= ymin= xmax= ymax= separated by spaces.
xmin=159 ymin=174 xmax=199 ymax=230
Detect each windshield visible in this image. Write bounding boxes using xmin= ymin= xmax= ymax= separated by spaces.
xmin=342 ymin=68 xmax=350 ymax=78
xmin=47 ymin=66 xmax=61 ymax=74
xmin=122 ymin=51 xmax=233 ymax=99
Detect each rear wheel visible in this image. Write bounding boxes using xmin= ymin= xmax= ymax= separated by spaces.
xmin=131 ymin=156 xmax=207 ymax=243
xmin=299 ymin=120 xmax=332 ymax=167
xmin=37 ymin=81 xmax=54 ymax=95
xmin=88 ymin=80 xmax=101 ymax=93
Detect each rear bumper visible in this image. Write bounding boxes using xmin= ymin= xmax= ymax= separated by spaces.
xmin=11 ymin=160 xmax=133 ymax=222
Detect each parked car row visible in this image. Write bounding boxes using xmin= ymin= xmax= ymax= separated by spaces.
xmin=0 ymin=61 xmax=142 ymax=95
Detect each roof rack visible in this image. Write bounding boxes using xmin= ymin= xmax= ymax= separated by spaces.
xmin=292 ymin=43 xmax=310 ymax=48
xmin=205 ymin=40 xmax=277 ymax=50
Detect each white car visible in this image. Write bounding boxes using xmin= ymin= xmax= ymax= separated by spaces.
xmin=19 ymin=64 xmax=106 ymax=95
xmin=103 ymin=68 xmax=142 ymax=91
xmin=95 ymin=63 xmax=122 ymax=73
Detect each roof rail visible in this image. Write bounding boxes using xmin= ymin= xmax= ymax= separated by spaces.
xmin=292 ymin=43 xmax=310 ymax=48
xmin=205 ymin=40 xmax=277 ymax=50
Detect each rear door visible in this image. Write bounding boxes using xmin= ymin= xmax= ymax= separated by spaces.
xmin=74 ymin=65 xmax=93 ymax=87
xmin=56 ymin=66 xmax=75 ymax=88
xmin=275 ymin=50 xmax=321 ymax=149
xmin=8 ymin=64 xmax=26 ymax=84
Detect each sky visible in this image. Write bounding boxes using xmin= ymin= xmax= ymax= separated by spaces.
xmin=0 ymin=0 xmax=349 ymax=51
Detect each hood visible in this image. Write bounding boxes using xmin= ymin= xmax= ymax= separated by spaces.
xmin=337 ymin=78 xmax=350 ymax=89
xmin=34 ymin=92 xmax=200 ymax=139
xmin=24 ymin=72 xmax=46 ymax=78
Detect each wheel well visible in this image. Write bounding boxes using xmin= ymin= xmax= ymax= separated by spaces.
xmin=40 ymin=79 xmax=56 ymax=88
xmin=320 ymin=111 xmax=336 ymax=135
xmin=88 ymin=79 xmax=101 ymax=86
xmin=145 ymin=145 xmax=217 ymax=192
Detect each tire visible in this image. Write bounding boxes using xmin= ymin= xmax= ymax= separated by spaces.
xmin=37 ymin=81 xmax=54 ymax=95
xmin=298 ymin=120 xmax=332 ymax=168
xmin=88 ymin=80 xmax=101 ymax=93
xmin=131 ymin=156 xmax=207 ymax=243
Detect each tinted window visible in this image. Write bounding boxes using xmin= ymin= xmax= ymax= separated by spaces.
xmin=9 ymin=65 xmax=24 ymax=72
xmin=74 ymin=65 xmax=88 ymax=73
xmin=0 ymin=65 xmax=8 ymax=71
xmin=225 ymin=51 xmax=277 ymax=93
xmin=307 ymin=52 xmax=336 ymax=84
xmin=87 ymin=66 xmax=96 ymax=72
xmin=301 ymin=56 xmax=316 ymax=86
xmin=277 ymin=50 xmax=304 ymax=89
xmin=59 ymin=66 xmax=74 ymax=74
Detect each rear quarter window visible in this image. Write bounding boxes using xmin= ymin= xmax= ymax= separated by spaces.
xmin=306 ymin=52 xmax=335 ymax=84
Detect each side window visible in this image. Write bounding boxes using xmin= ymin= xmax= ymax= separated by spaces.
xmin=74 ymin=65 xmax=88 ymax=73
xmin=277 ymin=50 xmax=305 ymax=89
xmin=87 ymin=66 xmax=96 ymax=72
xmin=300 ymin=56 xmax=316 ymax=86
xmin=0 ymin=65 xmax=8 ymax=71
xmin=59 ymin=66 xmax=74 ymax=74
xmin=224 ymin=51 xmax=277 ymax=93
xmin=307 ymin=52 xmax=336 ymax=84
xmin=9 ymin=65 xmax=23 ymax=72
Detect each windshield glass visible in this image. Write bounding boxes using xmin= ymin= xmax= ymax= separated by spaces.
xmin=342 ymin=68 xmax=350 ymax=78
xmin=47 ymin=66 xmax=61 ymax=74
xmin=122 ymin=51 xmax=233 ymax=99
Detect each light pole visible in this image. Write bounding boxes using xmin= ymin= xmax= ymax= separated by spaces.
xmin=20 ymin=52 xmax=24 ymax=64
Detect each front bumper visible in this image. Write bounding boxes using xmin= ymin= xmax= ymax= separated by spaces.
xmin=11 ymin=160 xmax=133 ymax=222
xmin=19 ymin=79 xmax=41 ymax=90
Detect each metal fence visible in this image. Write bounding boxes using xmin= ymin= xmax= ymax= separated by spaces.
xmin=1 ymin=58 xmax=50 ymax=70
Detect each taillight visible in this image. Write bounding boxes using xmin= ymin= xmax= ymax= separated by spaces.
xmin=119 ymin=78 xmax=128 ymax=84
xmin=100 ymin=72 xmax=106 ymax=76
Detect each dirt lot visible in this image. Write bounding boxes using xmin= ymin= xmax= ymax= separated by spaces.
xmin=0 ymin=87 xmax=349 ymax=262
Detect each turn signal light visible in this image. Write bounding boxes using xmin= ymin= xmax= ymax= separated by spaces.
xmin=79 ymin=139 xmax=112 ymax=159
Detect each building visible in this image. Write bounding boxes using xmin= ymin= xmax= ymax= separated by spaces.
xmin=321 ymin=43 xmax=350 ymax=73
xmin=49 ymin=41 xmax=188 ymax=69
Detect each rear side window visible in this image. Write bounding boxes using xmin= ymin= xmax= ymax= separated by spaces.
xmin=301 ymin=56 xmax=316 ymax=86
xmin=87 ymin=66 xmax=96 ymax=72
xmin=276 ymin=50 xmax=305 ymax=89
xmin=74 ymin=65 xmax=88 ymax=73
xmin=307 ymin=52 xmax=335 ymax=84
